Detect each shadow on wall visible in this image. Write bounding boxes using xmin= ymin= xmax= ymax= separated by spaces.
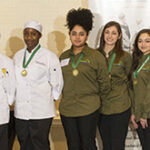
xmin=47 ymin=31 xmax=66 ymax=57
xmin=5 ymin=28 xmax=25 ymax=58
xmin=8 ymin=36 xmax=25 ymax=58
xmin=47 ymin=15 xmax=68 ymax=57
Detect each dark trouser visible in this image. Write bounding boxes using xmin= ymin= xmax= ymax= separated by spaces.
xmin=98 ymin=108 xmax=130 ymax=150
xmin=137 ymin=118 xmax=150 ymax=150
xmin=8 ymin=111 xmax=16 ymax=150
xmin=0 ymin=123 xmax=8 ymax=150
xmin=60 ymin=110 xmax=99 ymax=150
xmin=15 ymin=118 xmax=53 ymax=150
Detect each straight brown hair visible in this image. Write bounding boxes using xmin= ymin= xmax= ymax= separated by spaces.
xmin=98 ymin=21 xmax=124 ymax=63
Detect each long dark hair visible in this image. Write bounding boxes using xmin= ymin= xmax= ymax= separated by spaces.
xmin=129 ymin=29 xmax=150 ymax=89
xmin=98 ymin=21 xmax=124 ymax=63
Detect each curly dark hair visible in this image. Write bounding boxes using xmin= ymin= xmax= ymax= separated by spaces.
xmin=66 ymin=8 xmax=93 ymax=34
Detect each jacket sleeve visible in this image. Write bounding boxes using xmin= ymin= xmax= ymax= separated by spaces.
xmin=97 ymin=53 xmax=111 ymax=98
xmin=129 ymin=87 xmax=135 ymax=115
xmin=124 ymin=53 xmax=132 ymax=76
xmin=141 ymin=80 xmax=150 ymax=119
xmin=49 ymin=53 xmax=64 ymax=100
xmin=6 ymin=59 xmax=16 ymax=105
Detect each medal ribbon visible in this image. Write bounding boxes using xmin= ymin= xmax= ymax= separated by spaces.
xmin=71 ymin=52 xmax=84 ymax=69
xmin=134 ymin=55 xmax=150 ymax=78
xmin=22 ymin=45 xmax=41 ymax=68
xmin=108 ymin=53 xmax=116 ymax=74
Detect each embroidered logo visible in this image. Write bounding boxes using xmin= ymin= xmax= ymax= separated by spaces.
xmin=80 ymin=59 xmax=90 ymax=64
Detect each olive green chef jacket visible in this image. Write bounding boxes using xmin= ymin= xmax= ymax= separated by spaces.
xmin=132 ymin=54 xmax=150 ymax=121
xmin=59 ymin=45 xmax=111 ymax=117
xmin=100 ymin=49 xmax=132 ymax=115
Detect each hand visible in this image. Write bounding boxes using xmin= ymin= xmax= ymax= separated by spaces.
xmin=131 ymin=114 xmax=138 ymax=129
xmin=140 ymin=118 xmax=148 ymax=129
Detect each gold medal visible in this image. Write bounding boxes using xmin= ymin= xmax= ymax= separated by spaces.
xmin=21 ymin=70 xmax=28 ymax=76
xmin=109 ymin=73 xmax=111 ymax=79
xmin=133 ymin=80 xmax=137 ymax=85
xmin=73 ymin=69 xmax=79 ymax=76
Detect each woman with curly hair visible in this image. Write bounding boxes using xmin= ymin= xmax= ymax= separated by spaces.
xmin=129 ymin=29 xmax=150 ymax=150
xmin=98 ymin=21 xmax=132 ymax=150
xmin=59 ymin=8 xmax=111 ymax=150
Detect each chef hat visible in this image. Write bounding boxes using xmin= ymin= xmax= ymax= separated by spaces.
xmin=24 ymin=21 xmax=42 ymax=34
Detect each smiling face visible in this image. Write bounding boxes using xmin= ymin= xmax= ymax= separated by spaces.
xmin=104 ymin=25 xmax=121 ymax=48
xmin=69 ymin=25 xmax=88 ymax=48
xmin=138 ymin=33 xmax=150 ymax=55
xmin=23 ymin=28 xmax=41 ymax=52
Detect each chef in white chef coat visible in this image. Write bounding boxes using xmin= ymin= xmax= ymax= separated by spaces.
xmin=14 ymin=21 xmax=63 ymax=150
xmin=0 ymin=52 xmax=15 ymax=150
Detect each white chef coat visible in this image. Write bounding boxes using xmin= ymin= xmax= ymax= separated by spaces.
xmin=14 ymin=44 xmax=63 ymax=120
xmin=0 ymin=53 xmax=15 ymax=125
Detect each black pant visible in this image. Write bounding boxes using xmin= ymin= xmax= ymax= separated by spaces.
xmin=98 ymin=108 xmax=130 ymax=150
xmin=8 ymin=111 xmax=16 ymax=150
xmin=60 ymin=110 xmax=99 ymax=150
xmin=137 ymin=118 xmax=150 ymax=150
xmin=15 ymin=118 xmax=53 ymax=150
xmin=0 ymin=123 xmax=8 ymax=150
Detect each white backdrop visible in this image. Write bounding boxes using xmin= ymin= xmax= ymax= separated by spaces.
xmin=88 ymin=0 xmax=150 ymax=54
xmin=88 ymin=0 xmax=150 ymax=149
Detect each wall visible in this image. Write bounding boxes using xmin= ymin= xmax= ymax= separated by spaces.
xmin=0 ymin=0 xmax=88 ymax=57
